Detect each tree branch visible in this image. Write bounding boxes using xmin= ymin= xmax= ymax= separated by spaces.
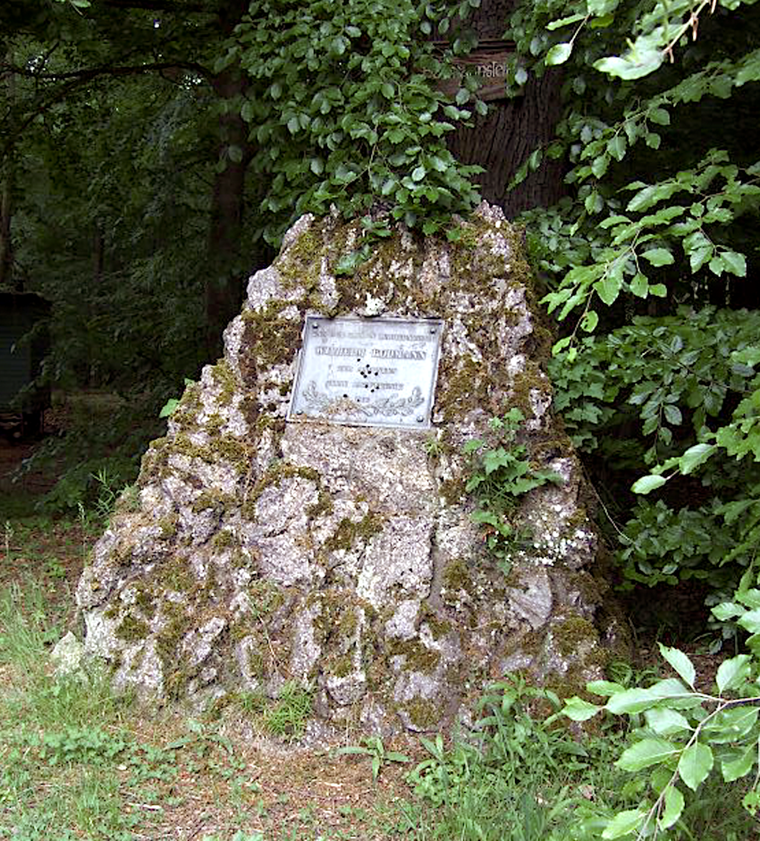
xmin=100 ymin=0 xmax=215 ymax=12
xmin=2 ymin=60 xmax=212 ymax=83
xmin=1 ymin=60 xmax=211 ymax=160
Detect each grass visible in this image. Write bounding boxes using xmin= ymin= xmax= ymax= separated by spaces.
xmin=0 ymin=553 xmax=414 ymax=839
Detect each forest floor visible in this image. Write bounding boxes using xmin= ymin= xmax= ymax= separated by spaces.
xmin=0 ymin=402 xmax=753 ymax=840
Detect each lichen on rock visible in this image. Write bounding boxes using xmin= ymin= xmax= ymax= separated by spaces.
xmin=75 ymin=202 xmax=615 ymax=737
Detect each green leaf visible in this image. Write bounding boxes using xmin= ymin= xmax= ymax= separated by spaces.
xmin=716 ymin=655 xmax=752 ymax=694
xmin=617 ymin=737 xmax=679 ymax=771
xmin=644 ymin=708 xmax=691 ymax=737
xmin=630 ymin=272 xmax=649 ymax=297
xmin=627 ymin=182 xmax=682 ymax=212
xmin=660 ymin=785 xmax=685 ymax=830
xmin=722 ymin=251 xmax=747 ymax=277
xmin=606 ymin=688 xmax=659 ymax=715
xmin=592 ymin=155 xmax=610 ymax=178
xmin=546 ymin=43 xmax=573 ymax=66
xmin=678 ymin=742 xmax=713 ymax=791
xmin=642 ymin=248 xmax=674 ymax=266
xmin=411 ymin=166 xmax=426 ymax=182
xmin=587 ymin=680 xmax=625 ymax=697
xmin=159 ymin=398 xmax=179 ymax=418
xmin=703 ymin=706 xmax=759 ymax=743
xmin=679 ymin=443 xmax=716 ymax=475
xmin=601 ymin=808 xmax=647 ymax=839
xmin=649 ymin=107 xmax=671 ymax=126
xmin=310 ymin=158 xmax=324 ymax=175
xmin=711 ymin=602 xmax=741 ymax=622
xmin=546 ymin=13 xmax=586 ymax=29
xmin=659 ymin=644 xmax=696 ymax=688
xmin=738 ymin=609 xmax=760 ymax=634
xmin=595 ymin=269 xmax=622 ymax=305
xmin=563 ymin=696 xmax=602 ymax=721
xmin=663 ymin=404 xmax=682 ymax=425
xmin=381 ymin=82 xmax=394 ymax=99
xmin=608 ymin=135 xmax=627 ymax=161
xmin=632 ymin=474 xmax=667 ymax=494
xmin=581 ymin=310 xmax=599 ymax=332
xmin=595 ymin=47 xmax=663 ymax=80
xmin=722 ymin=743 xmax=757 ymax=782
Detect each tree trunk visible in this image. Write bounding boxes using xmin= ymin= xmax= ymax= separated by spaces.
xmin=202 ymin=0 xmax=262 ymax=360
xmin=0 ymin=170 xmax=12 ymax=289
xmin=0 ymin=58 xmax=15 ymax=289
xmin=204 ymin=64 xmax=252 ymax=360
xmin=446 ymin=0 xmax=566 ymax=217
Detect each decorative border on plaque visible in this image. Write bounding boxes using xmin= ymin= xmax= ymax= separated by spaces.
xmin=301 ymin=381 xmax=425 ymax=419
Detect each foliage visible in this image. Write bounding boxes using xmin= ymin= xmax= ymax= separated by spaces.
xmin=15 ymin=392 xmax=165 ymax=515
xmin=494 ymin=0 xmax=760 ymax=613
xmin=335 ymin=736 xmax=410 ymax=782
xmin=404 ymin=674 xmax=751 ymax=841
xmin=225 ymin=0 xmax=483 ymax=244
xmin=548 ymin=307 xmax=760 ymax=594
xmin=562 ymin=575 xmax=760 ymax=839
xmin=464 ymin=408 xmax=562 ymax=567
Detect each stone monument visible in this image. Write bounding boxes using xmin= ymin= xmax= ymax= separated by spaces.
xmin=76 ymin=203 xmax=618 ymax=736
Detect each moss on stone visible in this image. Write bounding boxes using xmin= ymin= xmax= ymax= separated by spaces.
xmin=160 ymin=557 xmax=195 ymax=593
xmin=552 ymin=616 xmax=601 ymax=658
xmin=323 ymin=512 xmax=385 ymax=553
xmin=157 ymin=513 xmax=179 ymax=540
xmin=209 ymin=360 xmax=239 ymax=407
xmin=438 ymin=477 xmax=466 ymax=505
xmin=388 ymin=639 xmax=440 ymax=673
xmin=327 ymin=653 xmax=354 ymax=679
xmin=115 ymin=615 xmax=150 ymax=643
xmin=240 ymin=300 xmax=303 ymax=371
xmin=191 ymin=490 xmax=234 ymax=514
xmin=134 ymin=587 xmax=157 ymax=619
xmin=210 ymin=529 xmax=236 ymax=551
xmin=172 ymin=431 xmax=251 ymax=474
xmin=420 ymin=608 xmax=451 ymax=641
xmin=442 ymin=557 xmax=470 ymax=592
xmin=305 ymin=487 xmax=334 ymax=519
xmin=248 ymin=578 xmax=285 ymax=619
xmin=401 ymin=698 xmax=440 ymax=731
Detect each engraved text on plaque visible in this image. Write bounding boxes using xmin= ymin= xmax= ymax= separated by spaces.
xmin=288 ymin=316 xmax=443 ymax=429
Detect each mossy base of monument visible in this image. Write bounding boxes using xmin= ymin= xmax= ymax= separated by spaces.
xmin=76 ymin=203 xmax=619 ymax=738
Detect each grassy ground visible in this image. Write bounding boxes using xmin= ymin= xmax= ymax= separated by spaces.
xmin=0 ymin=416 xmax=756 ymax=840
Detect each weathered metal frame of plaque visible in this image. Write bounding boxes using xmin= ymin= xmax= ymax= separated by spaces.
xmin=287 ymin=316 xmax=443 ymax=429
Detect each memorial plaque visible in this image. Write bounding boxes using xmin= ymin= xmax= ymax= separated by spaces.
xmin=288 ymin=316 xmax=443 ymax=429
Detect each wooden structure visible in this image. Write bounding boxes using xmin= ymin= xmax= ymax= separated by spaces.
xmin=0 ymin=292 xmax=50 ymax=437
xmin=433 ymin=39 xmax=516 ymax=102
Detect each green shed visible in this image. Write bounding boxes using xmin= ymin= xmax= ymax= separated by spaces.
xmin=0 ymin=292 xmax=51 ymax=436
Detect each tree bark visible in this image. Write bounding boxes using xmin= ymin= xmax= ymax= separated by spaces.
xmin=0 ymin=56 xmax=16 ymax=289
xmin=204 ymin=64 xmax=253 ymax=360
xmin=201 ymin=0 xmax=261 ymax=360
xmin=446 ymin=0 xmax=566 ymax=218
xmin=0 ymin=170 xmax=12 ymax=289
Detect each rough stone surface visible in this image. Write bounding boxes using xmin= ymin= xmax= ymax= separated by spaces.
xmin=75 ymin=203 xmax=614 ymax=736
xmin=51 ymin=631 xmax=85 ymax=678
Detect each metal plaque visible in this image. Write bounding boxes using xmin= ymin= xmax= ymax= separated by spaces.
xmin=288 ymin=316 xmax=443 ymax=429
